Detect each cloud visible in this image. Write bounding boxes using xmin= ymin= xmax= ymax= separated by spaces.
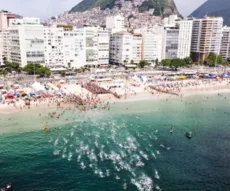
xmin=0 ymin=0 xmax=207 ymax=20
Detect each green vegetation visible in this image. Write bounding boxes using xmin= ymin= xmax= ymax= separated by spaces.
xmin=57 ymin=25 xmax=73 ymax=30
xmin=70 ymin=0 xmax=115 ymax=13
xmin=24 ymin=64 xmax=51 ymax=77
xmin=0 ymin=69 xmax=8 ymax=77
xmin=59 ymin=70 xmax=66 ymax=77
xmin=227 ymin=58 xmax=230 ymax=64
xmin=74 ymin=67 xmax=90 ymax=73
xmin=161 ymin=58 xmax=186 ymax=70
xmin=69 ymin=0 xmax=179 ymax=18
xmin=184 ymin=57 xmax=193 ymax=66
xmin=128 ymin=14 xmax=135 ymax=20
xmin=36 ymin=66 xmax=51 ymax=77
xmin=138 ymin=60 xmax=149 ymax=68
xmin=160 ymin=55 xmax=227 ymax=70
xmin=170 ymin=58 xmax=186 ymax=70
xmin=138 ymin=0 xmax=163 ymax=16
xmin=161 ymin=59 xmax=171 ymax=67
xmin=5 ymin=61 xmax=20 ymax=73
xmin=206 ymin=53 xmax=224 ymax=66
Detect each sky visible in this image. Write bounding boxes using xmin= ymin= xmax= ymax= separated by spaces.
xmin=0 ymin=0 xmax=207 ymax=20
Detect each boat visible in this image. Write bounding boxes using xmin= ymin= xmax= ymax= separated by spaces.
xmin=170 ymin=126 xmax=174 ymax=133
xmin=185 ymin=132 xmax=192 ymax=139
xmin=0 ymin=184 xmax=12 ymax=191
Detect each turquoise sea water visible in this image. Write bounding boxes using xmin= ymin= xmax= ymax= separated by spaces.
xmin=1 ymin=94 xmax=230 ymax=191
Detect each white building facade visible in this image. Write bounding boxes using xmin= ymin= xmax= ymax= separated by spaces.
xmin=3 ymin=19 xmax=109 ymax=68
xmin=106 ymin=15 xmax=125 ymax=30
xmin=132 ymin=34 xmax=142 ymax=64
xmin=177 ymin=19 xmax=193 ymax=59
xmin=44 ymin=26 xmax=64 ymax=68
xmin=63 ymin=26 xmax=110 ymax=68
xmin=97 ymin=28 xmax=110 ymax=65
xmin=63 ymin=28 xmax=85 ymax=68
xmin=142 ymin=28 xmax=165 ymax=62
xmin=109 ymin=32 xmax=133 ymax=65
xmin=220 ymin=26 xmax=230 ymax=60
xmin=6 ymin=18 xmax=45 ymax=67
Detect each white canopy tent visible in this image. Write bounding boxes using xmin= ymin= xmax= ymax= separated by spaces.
xmin=31 ymin=82 xmax=45 ymax=92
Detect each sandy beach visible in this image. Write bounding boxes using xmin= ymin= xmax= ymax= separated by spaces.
xmin=0 ymin=77 xmax=229 ymax=115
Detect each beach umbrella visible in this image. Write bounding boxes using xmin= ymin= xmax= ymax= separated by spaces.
xmin=13 ymin=93 xmax=20 ymax=97
xmin=6 ymin=93 xmax=14 ymax=99
xmin=7 ymin=92 xmax=14 ymax=97
xmin=30 ymin=92 xmax=36 ymax=96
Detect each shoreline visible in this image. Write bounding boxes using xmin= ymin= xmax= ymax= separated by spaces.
xmin=0 ymin=85 xmax=229 ymax=115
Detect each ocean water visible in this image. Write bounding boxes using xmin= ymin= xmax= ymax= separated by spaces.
xmin=1 ymin=94 xmax=230 ymax=191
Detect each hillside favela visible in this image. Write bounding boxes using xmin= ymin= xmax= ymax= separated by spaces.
xmin=1 ymin=0 xmax=230 ymax=190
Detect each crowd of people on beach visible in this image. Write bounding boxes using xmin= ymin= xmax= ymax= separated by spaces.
xmin=148 ymin=79 xmax=230 ymax=97
xmin=0 ymin=74 xmax=230 ymax=113
xmin=83 ymin=83 xmax=110 ymax=94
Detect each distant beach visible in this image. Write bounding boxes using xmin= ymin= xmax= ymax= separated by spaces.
xmin=0 ymin=77 xmax=229 ymax=114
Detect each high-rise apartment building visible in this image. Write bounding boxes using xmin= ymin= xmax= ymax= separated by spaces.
xmin=109 ymin=32 xmax=133 ymax=65
xmin=176 ymin=19 xmax=193 ymax=59
xmin=191 ymin=17 xmax=223 ymax=62
xmin=97 ymin=28 xmax=110 ymax=65
xmin=220 ymin=26 xmax=230 ymax=60
xmin=44 ymin=26 xmax=64 ymax=68
xmin=63 ymin=26 xmax=109 ymax=68
xmin=165 ymin=27 xmax=179 ymax=59
xmin=164 ymin=18 xmax=193 ymax=60
xmin=63 ymin=28 xmax=86 ymax=68
xmin=4 ymin=17 xmax=109 ymax=68
xmin=6 ymin=18 xmax=45 ymax=67
xmin=141 ymin=28 xmax=165 ymax=62
xmin=132 ymin=34 xmax=143 ymax=64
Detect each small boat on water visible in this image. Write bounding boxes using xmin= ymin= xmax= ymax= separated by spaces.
xmin=170 ymin=126 xmax=174 ymax=133
xmin=0 ymin=184 xmax=12 ymax=191
xmin=185 ymin=132 xmax=192 ymax=139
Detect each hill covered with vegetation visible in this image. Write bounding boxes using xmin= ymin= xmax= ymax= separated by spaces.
xmin=69 ymin=0 xmax=181 ymax=17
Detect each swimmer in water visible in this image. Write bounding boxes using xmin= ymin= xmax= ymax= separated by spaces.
xmin=43 ymin=126 xmax=49 ymax=132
